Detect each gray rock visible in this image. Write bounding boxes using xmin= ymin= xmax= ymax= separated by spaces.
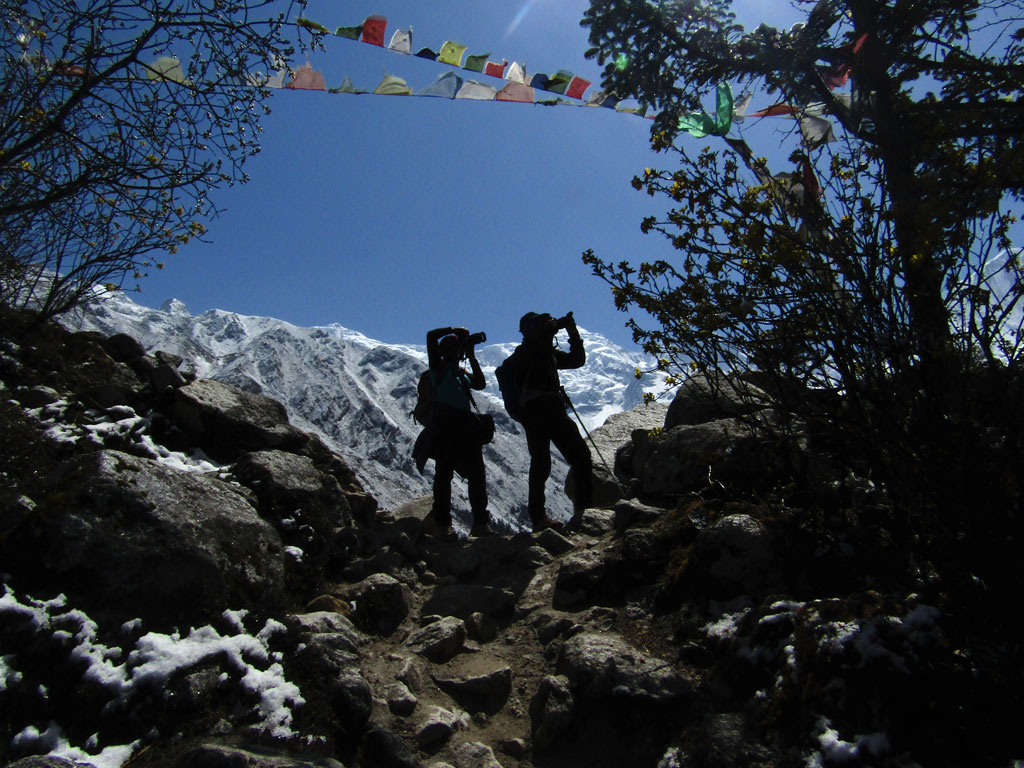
xmin=103 ymin=332 xmax=146 ymax=362
xmin=665 ymin=374 xmax=767 ymax=428
xmin=554 ymin=548 xmax=608 ymax=608
xmin=397 ymin=656 xmax=427 ymax=692
xmin=16 ymin=385 xmax=61 ymax=408
xmin=529 ymin=674 xmax=575 ymax=749
xmin=556 ymin=632 xmax=695 ymax=703
xmin=698 ymin=712 xmax=775 ymax=768
xmin=295 ymin=633 xmax=372 ymax=735
xmin=687 ymin=513 xmax=782 ymax=599
xmin=515 ymin=544 xmax=554 ymax=569
xmin=466 ymin=611 xmax=498 ymax=643
xmin=452 ymin=742 xmax=504 ymax=768
xmin=577 ymin=507 xmax=615 ymax=536
xmin=415 ymin=705 xmax=464 ymax=747
xmin=33 ymin=449 xmax=284 ymax=627
xmin=3 ymin=758 xmax=85 ymax=768
xmin=432 ymin=665 xmax=512 ymax=714
xmin=613 ymin=498 xmax=665 ymax=530
xmin=385 ymin=681 xmax=418 ymax=715
xmin=165 ymin=379 xmax=308 ymax=462
xmin=362 ymin=727 xmax=423 ymax=768
xmin=347 ymin=573 xmax=412 ymax=635
xmin=534 ymin=527 xmax=574 ymax=555
xmin=178 ymin=744 xmax=346 ymax=768
xmin=406 ymin=617 xmax=467 ymax=662
xmin=421 ymin=584 xmax=516 ymax=621
xmin=568 ymin=402 xmax=668 ymax=505
xmin=284 ymin=611 xmax=364 ymax=654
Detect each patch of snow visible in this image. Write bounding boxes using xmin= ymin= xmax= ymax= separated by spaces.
xmin=1 ymin=587 xmax=305 ymax=765
xmin=804 ymin=716 xmax=891 ymax=767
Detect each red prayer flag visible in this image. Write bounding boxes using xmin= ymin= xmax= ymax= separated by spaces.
xmin=361 ymin=15 xmax=386 ymax=46
xmin=485 ymin=59 xmax=508 ymax=78
xmin=750 ymin=103 xmax=798 ymax=117
xmin=565 ymin=76 xmax=591 ymax=100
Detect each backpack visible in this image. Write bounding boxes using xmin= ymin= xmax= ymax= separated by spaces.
xmin=494 ymin=351 xmax=523 ymax=422
xmin=412 ymin=370 xmax=434 ymax=426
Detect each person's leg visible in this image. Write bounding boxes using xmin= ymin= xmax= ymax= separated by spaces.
xmin=550 ymin=414 xmax=593 ymax=520
xmin=431 ymin=458 xmax=454 ymax=529
xmin=524 ymin=419 xmax=554 ymax=529
xmin=466 ymin=448 xmax=490 ymax=531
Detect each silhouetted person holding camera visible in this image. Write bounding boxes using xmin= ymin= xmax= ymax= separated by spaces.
xmin=424 ymin=326 xmax=491 ymax=539
xmin=511 ymin=311 xmax=592 ymax=532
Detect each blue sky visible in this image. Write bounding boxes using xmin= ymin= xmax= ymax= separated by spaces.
xmin=132 ymin=0 xmax=799 ymax=349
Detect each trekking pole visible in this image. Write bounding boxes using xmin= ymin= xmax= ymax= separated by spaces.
xmin=560 ymin=387 xmax=627 ymax=495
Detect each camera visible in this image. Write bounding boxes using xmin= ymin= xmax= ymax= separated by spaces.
xmin=555 ymin=312 xmax=574 ymax=331
xmin=466 ymin=331 xmax=486 ymax=346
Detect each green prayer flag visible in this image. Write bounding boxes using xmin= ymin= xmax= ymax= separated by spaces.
xmin=464 ymin=52 xmax=490 ymax=72
xmin=678 ymin=82 xmax=734 ymax=138
xmin=335 ymin=25 xmax=362 ymax=40
xmin=297 ymin=18 xmax=330 ymax=35
xmin=546 ymin=69 xmax=574 ymax=95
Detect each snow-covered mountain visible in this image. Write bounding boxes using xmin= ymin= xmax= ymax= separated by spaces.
xmin=60 ymin=293 xmax=656 ymax=532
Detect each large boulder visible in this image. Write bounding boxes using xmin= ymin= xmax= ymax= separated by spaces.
xmin=664 ymin=374 xmax=768 ymax=429
xmin=566 ymin=402 xmax=668 ymax=506
xmin=686 ymin=513 xmax=782 ymax=599
xmin=164 ymin=379 xmax=309 ymax=462
xmin=556 ymin=632 xmax=695 ymax=703
xmin=8 ymin=449 xmax=286 ymax=628
xmin=633 ymin=415 xmax=800 ymax=497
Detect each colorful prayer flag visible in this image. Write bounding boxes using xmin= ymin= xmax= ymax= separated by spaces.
xmin=297 ymin=18 xmax=330 ymax=35
xmin=374 ymin=74 xmax=412 ymax=95
xmin=546 ymin=70 xmax=574 ymax=95
xmin=455 ymin=80 xmax=498 ymax=100
xmin=798 ymin=114 xmax=835 ymax=148
xmin=586 ymin=90 xmax=621 ymax=109
xmin=286 ymin=62 xmax=326 ymax=91
xmin=732 ymin=92 xmax=752 ymax=122
xmin=529 ymin=73 xmax=550 ymax=90
xmin=439 ymin=41 xmax=468 ymax=67
xmin=361 ymin=15 xmax=387 ymax=46
xmin=678 ymin=81 xmax=733 ymax=137
xmin=565 ymin=76 xmax=591 ymax=100
xmin=464 ymin=52 xmax=490 ymax=72
xmin=329 ymin=76 xmax=363 ymax=94
xmin=485 ymin=59 xmax=508 ymax=78
xmin=496 ymin=82 xmax=534 ymax=103
xmin=388 ymin=28 xmax=412 ymax=54
xmin=146 ymin=56 xmax=186 ymax=83
xmin=418 ymin=71 xmax=462 ymax=98
xmin=415 ymin=47 xmax=438 ymax=60
xmin=507 ymin=62 xmax=528 ymax=84
xmin=335 ymin=25 xmax=362 ymax=40
xmin=750 ymin=103 xmax=798 ymax=118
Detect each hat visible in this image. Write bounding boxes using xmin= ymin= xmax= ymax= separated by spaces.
xmin=519 ymin=312 xmax=541 ymax=335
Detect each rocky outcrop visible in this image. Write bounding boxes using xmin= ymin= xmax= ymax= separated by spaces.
xmin=1 ymin=308 xmax=1013 ymax=768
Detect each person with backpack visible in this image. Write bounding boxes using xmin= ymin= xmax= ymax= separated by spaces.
xmin=419 ymin=325 xmax=491 ymax=540
xmin=505 ymin=311 xmax=592 ymax=532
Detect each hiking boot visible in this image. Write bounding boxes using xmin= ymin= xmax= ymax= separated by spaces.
xmin=532 ymin=516 xmax=564 ymax=533
xmin=470 ymin=522 xmax=494 ymax=537
xmin=440 ymin=525 xmax=459 ymax=542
